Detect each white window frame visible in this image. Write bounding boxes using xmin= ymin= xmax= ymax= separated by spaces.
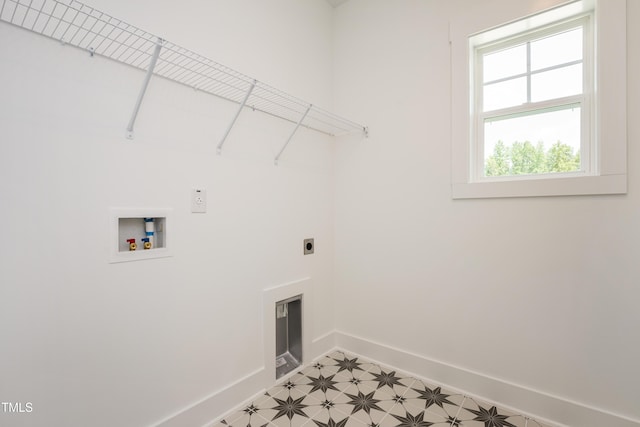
xmin=450 ymin=0 xmax=627 ymax=199
xmin=473 ymin=16 xmax=592 ymax=182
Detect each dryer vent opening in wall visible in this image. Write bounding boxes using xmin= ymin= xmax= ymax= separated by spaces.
xmin=275 ymin=295 xmax=302 ymax=379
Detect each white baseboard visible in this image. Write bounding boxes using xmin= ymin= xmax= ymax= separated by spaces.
xmin=311 ymin=330 xmax=337 ymax=359
xmin=334 ymin=330 xmax=640 ymax=427
xmin=153 ymin=367 xmax=266 ymax=427
xmin=152 ymin=326 xmax=336 ymax=427
xmin=153 ymin=330 xmax=639 ymax=427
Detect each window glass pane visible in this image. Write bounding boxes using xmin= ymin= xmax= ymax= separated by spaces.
xmin=483 ymin=44 xmax=527 ymax=82
xmin=484 ymin=107 xmax=581 ymax=177
xmin=531 ymin=64 xmax=582 ymax=102
xmin=483 ymin=77 xmax=527 ymax=111
xmin=531 ymin=27 xmax=583 ymax=71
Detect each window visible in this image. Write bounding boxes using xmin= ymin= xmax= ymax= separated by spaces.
xmin=474 ymin=18 xmax=591 ymax=181
xmin=450 ymin=0 xmax=627 ymax=199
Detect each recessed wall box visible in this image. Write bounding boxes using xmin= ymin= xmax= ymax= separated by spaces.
xmin=275 ymin=295 xmax=303 ymax=379
xmin=110 ymin=208 xmax=172 ymax=263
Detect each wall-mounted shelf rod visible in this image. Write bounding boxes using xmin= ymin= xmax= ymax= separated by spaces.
xmin=274 ymin=104 xmax=311 ymax=166
xmin=217 ymin=79 xmax=256 ymax=155
xmin=126 ymin=37 xmax=163 ymax=139
xmin=0 ymin=0 xmax=368 ymax=148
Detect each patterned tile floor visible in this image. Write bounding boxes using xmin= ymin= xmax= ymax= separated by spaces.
xmin=214 ymin=351 xmax=554 ymax=427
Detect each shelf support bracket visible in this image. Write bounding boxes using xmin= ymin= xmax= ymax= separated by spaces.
xmin=274 ymin=104 xmax=312 ymax=166
xmin=217 ymin=79 xmax=256 ymax=155
xmin=126 ymin=37 xmax=163 ymax=139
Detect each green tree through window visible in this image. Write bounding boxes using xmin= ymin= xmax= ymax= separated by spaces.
xmin=485 ymin=141 xmax=580 ymax=177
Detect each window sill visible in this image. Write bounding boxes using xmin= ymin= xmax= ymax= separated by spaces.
xmin=452 ymin=174 xmax=626 ymax=199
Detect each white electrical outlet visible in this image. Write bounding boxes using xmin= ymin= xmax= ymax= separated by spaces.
xmin=191 ymin=188 xmax=207 ymax=213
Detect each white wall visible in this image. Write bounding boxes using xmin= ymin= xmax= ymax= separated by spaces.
xmin=0 ymin=1 xmax=336 ymax=426
xmin=3 ymin=1 xmax=639 ymax=426
xmin=333 ymin=0 xmax=640 ymax=426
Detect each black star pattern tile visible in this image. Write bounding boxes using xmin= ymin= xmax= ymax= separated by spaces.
xmin=465 ymin=406 xmax=517 ymax=427
xmin=210 ymin=352 xmax=556 ymax=427
xmin=271 ymin=395 xmax=308 ymax=420
xmin=244 ymin=404 xmax=259 ymax=415
xmin=391 ymin=410 xmax=435 ymax=427
xmin=310 ymin=407 xmax=368 ymax=427
xmin=314 ymin=417 xmax=350 ymax=427
xmin=242 ymin=392 xmax=302 ymax=423
xmin=401 ymin=382 xmax=462 ymax=419
xmin=268 ymin=394 xmax=324 ymax=427
xmin=342 ymin=372 xmax=394 ymax=396
xmin=413 ymin=386 xmax=455 ymax=410
xmin=447 ymin=416 xmax=462 ymax=426
xmin=271 ymin=373 xmax=317 ymax=400
xmin=338 ymin=389 xmax=398 ymax=427
xmin=454 ymin=397 xmax=526 ymax=427
xmin=303 ymin=357 xmax=342 ymax=378
xmin=217 ymin=402 xmax=270 ymax=427
xmin=366 ymin=368 xmax=415 ymax=396
xmin=308 ymin=374 xmax=341 ymax=394
xmin=321 ymin=399 xmax=335 ymax=409
xmin=371 ymin=370 xmax=404 ymax=389
xmin=334 ymin=356 xmax=364 ymax=374
xmin=393 ymin=394 xmax=406 ymax=404
xmin=386 ymin=399 xmax=450 ymax=426
xmin=344 ymin=390 xmax=384 ymax=415
xmin=305 ymin=373 xmax=346 ymax=402
xmin=323 ymin=365 xmax=370 ymax=395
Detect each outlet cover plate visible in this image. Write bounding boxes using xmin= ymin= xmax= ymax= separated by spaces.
xmin=191 ymin=188 xmax=207 ymax=213
xmin=303 ymin=238 xmax=314 ymax=255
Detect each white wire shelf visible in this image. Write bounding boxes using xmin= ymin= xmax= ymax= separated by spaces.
xmin=0 ymin=0 xmax=367 ymax=154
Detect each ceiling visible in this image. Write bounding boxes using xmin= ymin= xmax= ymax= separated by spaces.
xmin=325 ymin=0 xmax=350 ymax=7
